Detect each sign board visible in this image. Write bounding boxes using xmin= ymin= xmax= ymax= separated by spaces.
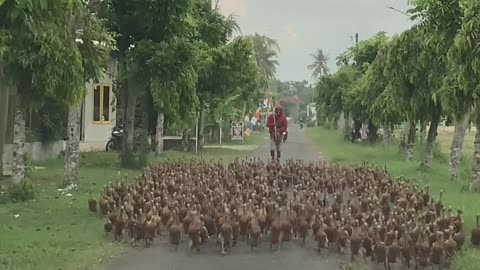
xmin=307 ymin=103 xmax=317 ymax=122
xmin=231 ymin=122 xmax=244 ymax=140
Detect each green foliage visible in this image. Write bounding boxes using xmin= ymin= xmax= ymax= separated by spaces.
xmin=29 ymin=95 xmax=69 ymax=143
xmin=447 ymin=1 xmax=480 ymax=118
xmin=1 ymin=0 xmax=86 ymax=106
xmin=130 ymin=37 xmax=200 ymax=126
xmin=198 ymin=37 xmax=260 ymax=102
xmin=193 ymin=0 xmax=233 ymax=48
xmin=308 ymin=49 xmax=330 ymax=79
xmin=105 ymin=0 xmax=194 ymax=52
xmin=248 ymin=33 xmax=280 ymax=93
xmin=315 ymin=65 xmax=358 ymax=121
xmin=2 ymin=180 xmax=35 ymax=203
xmin=316 ymin=32 xmax=390 ymax=127
xmin=271 ymin=80 xmax=312 ymax=118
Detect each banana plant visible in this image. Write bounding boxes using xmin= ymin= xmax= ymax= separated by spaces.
xmin=205 ymin=94 xmax=241 ymax=143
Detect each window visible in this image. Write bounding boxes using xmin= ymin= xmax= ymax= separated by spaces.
xmin=92 ymin=83 xmax=112 ymax=124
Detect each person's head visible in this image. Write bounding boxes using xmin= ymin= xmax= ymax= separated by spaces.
xmin=274 ymin=106 xmax=283 ymax=117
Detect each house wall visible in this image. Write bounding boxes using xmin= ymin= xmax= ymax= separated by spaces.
xmin=1 ymin=60 xmax=120 ymax=174
xmin=82 ymin=59 xmax=117 ymax=144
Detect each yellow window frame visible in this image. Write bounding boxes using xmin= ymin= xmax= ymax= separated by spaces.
xmin=92 ymin=83 xmax=112 ymax=124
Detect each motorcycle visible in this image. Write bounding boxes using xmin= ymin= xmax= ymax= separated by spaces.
xmin=106 ymin=125 xmax=123 ymax=151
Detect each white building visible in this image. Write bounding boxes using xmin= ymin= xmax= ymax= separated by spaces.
xmin=79 ymin=59 xmax=118 ymax=151
xmin=2 ymin=59 xmax=119 ymax=172
xmin=307 ymin=103 xmax=317 ymax=123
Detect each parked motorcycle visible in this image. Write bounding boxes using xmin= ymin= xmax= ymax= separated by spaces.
xmin=106 ymin=125 xmax=123 ymax=151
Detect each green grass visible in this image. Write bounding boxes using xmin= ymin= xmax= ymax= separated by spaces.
xmin=437 ymin=126 xmax=476 ymax=158
xmin=306 ymin=127 xmax=480 ymax=270
xmin=209 ymin=130 xmax=268 ymax=146
xmin=0 ymin=148 xmax=250 ymax=270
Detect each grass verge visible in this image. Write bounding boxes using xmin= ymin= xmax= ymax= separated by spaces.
xmin=0 ymin=148 xmax=250 ymax=270
xmin=208 ymin=130 xmax=268 ymax=146
xmin=306 ymin=127 xmax=480 ymax=270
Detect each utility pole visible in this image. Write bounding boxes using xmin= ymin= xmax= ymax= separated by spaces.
xmin=355 ymin=33 xmax=358 ymax=46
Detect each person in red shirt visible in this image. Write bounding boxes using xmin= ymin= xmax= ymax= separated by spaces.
xmin=266 ymin=105 xmax=288 ymax=161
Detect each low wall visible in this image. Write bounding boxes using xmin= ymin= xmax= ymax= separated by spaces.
xmin=3 ymin=141 xmax=65 ymax=164
xmin=2 ymin=138 xmax=198 ymax=173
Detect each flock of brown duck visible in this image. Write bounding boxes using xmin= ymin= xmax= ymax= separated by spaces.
xmin=88 ymin=159 xmax=480 ymax=269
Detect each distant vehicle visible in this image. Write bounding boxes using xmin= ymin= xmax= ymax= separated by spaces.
xmin=106 ymin=125 xmax=123 ymax=151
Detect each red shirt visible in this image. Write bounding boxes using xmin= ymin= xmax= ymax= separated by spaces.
xmin=266 ymin=113 xmax=288 ymax=138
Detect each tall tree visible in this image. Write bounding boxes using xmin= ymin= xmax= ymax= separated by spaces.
xmin=0 ymin=0 xmax=87 ymax=183
xmin=384 ymin=27 xmax=434 ymax=162
xmin=64 ymin=0 xmax=113 ymax=186
xmin=448 ymin=0 xmax=480 ymax=190
xmin=104 ymin=0 xmax=195 ymax=165
xmin=193 ymin=1 xmax=241 ymax=147
xmin=249 ymin=33 xmax=280 ymax=93
xmin=308 ymin=49 xmax=330 ymax=79
xmin=410 ymin=0 xmax=468 ymax=176
xmin=131 ymin=37 xmax=200 ymax=156
xmin=408 ymin=0 xmax=463 ymax=170
xmin=197 ymin=36 xmax=260 ymax=131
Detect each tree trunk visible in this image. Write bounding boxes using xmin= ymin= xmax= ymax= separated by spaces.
xmin=399 ymin=122 xmax=408 ymax=154
xmin=198 ymin=100 xmax=205 ymax=149
xmin=0 ymin=78 xmax=9 ymax=178
xmin=352 ymin=120 xmax=362 ymax=142
xmin=406 ymin=121 xmax=416 ymax=160
xmin=421 ymin=112 xmax=441 ymax=169
xmin=383 ymin=125 xmax=391 ymax=144
xmin=121 ymin=83 xmax=137 ymax=167
xmin=471 ymin=122 xmax=480 ymax=192
xmin=123 ymin=93 xmax=136 ymax=151
xmin=448 ymin=115 xmax=469 ymax=180
xmin=367 ymin=120 xmax=378 ymax=143
xmin=155 ymin=111 xmax=164 ymax=156
xmin=12 ymin=97 xmax=26 ymax=183
xmin=182 ymin=128 xmax=189 ymax=151
xmin=343 ymin=113 xmax=352 ymax=141
xmin=64 ymin=102 xmax=81 ymax=187
xmin=241 ymin=101 xmax=247 ymax=121
xmin=419 ymin=121 xmax=427 ymax=144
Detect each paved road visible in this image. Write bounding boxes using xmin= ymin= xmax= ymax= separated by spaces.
xmin=248 ymin=124 xmax=325 ymax=162
xmin=106 ymin=125 xmax=386 ymax=270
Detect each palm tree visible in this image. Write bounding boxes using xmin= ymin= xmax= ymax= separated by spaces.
xmin=226 ymin=13 xmax=241 ymax=35
xmin=308 ymin=49 xmax=330 ymax=79
xmin=250 ymin=33 xmax=280 ymax=92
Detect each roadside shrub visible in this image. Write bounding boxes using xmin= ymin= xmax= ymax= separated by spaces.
xmin=80 ymin=152 xmax=118 ymax=168
xmin=2 ymin=180 xmax=35 ymax=203
xmin=0 ymin=184 xmax=8 ymax=204
xmin=306 ymin=120 xmax=316 ymax=127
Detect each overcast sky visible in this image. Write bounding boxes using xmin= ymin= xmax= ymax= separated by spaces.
xmin=217 ymin=0 xmax=414 ymax=82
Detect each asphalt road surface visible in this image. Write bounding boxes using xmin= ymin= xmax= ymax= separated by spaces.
xmin=106 ymin=125 xmax=401 ymax=270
